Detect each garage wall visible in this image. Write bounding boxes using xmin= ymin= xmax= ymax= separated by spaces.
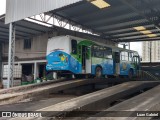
xmin=3 ymin=33 xmax=49 ymax=60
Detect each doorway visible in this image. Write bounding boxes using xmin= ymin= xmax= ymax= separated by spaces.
xmin=22 ymin=64 xmax=33 ymax=76
xmin=39 ymin=64 xmax=46 ymax=78
xmin=133 ymin=56 xmax=140 ymax=70
xmin=114 ymin=52 xmax=120 ymax=75
xmin=82 ymin=45 xmax=87 ymax=71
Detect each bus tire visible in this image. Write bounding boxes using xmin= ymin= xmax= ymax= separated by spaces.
xmin=95 ymin=66 xmax=102 ymax=78
xmin=128 ymin=69 xmax=133 ymax=79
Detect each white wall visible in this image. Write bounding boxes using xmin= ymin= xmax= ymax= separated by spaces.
xmin=142 ymin=41 xmax=160 ymax=62
xmin=3 ymin=33 xmax=48 ymax=60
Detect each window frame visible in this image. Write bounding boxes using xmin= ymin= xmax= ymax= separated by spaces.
xmin=71 ymin=39 xmax=77 ymax=54
xmin=103 ymin=47 xmax=112 ymax=59
xmin=120 ymin=51 xmax=129 ymax=61
xmin=92 ymin=45 xmax=112 ymax=59
xmin=24 ymin=38 xmax=32 ymax=49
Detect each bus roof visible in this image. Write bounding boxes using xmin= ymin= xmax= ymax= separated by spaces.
xmin=49 ymin=35 xmax=138 ymax=54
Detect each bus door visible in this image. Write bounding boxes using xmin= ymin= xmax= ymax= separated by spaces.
xmin=82 ymin=45 xmax=87 ymax=72
xmin=82 ymin=45 xmax=91 ymax=73
xmin=78 ymin=45 xmax=91 ymax=73
xmin=114 ymin=52 xmax=120 ymax=75
xmin=85 ymin=47 xmax=91 ymax=73
xmin=133 ymin=55 xmax=140 ymax=71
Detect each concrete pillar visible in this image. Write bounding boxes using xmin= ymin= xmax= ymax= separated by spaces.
xmin=34 ymin=62 xmax=38 ymax=80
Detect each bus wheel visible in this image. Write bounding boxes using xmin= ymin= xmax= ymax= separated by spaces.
xmin=128 ymin=69 xmax=133 ymax=79
xmin=95 ymin=67 xmax=102 ymax=78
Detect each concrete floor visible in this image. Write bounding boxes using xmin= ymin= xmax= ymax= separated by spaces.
xmin=0 ymin=95 xmax=76 ymax=111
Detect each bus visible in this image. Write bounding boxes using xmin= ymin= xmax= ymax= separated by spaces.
xmin=46 ymin=35 xmax=140 ymax=78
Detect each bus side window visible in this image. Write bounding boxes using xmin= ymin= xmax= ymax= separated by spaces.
xmin=86 ymin=47 xmax=91 ymax=59
xmin=71 ymin=40 xmax=77 ymax=54
xmin=99 ymin=47 xmax=104 ymax=58
xmin=92 ymin=45 xmax=98 ymax=57
xmin=121 ymin=51 xmax=128 ymax=61
xmin=129 ymin=52 xmax=133 ymax=61
xmin=92 ymin=45 xmax=102 ymax=58
xmin=121 ymin=52 xmax=125 ymax=60
xmin=104 ymin=47 xmax=112 ymax=59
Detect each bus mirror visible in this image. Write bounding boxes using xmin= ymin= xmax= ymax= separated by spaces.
xmin=140 ymin=58 xmax=142 ymax=61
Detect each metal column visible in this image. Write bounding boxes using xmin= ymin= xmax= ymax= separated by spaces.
xmin=0 ymin=43 xmax=2 ymax=80
xmin=150 ymin=41 xmax=152 ymax=65
xmin=7 ymin=23 xmax=15 ymax=88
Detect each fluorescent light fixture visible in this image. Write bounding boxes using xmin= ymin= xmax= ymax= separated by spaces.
xmin=91 ymin=0 xmax=111 ymax=9
xmin=147 ymin=34 xmax=157 ymax=37
xmin=133 ymin=26 xmax=146 ymax=31
xmin=140 ymin=30 xmax=152 ymax=34
xmin=133 ymin=26 xmax=157 ymax=38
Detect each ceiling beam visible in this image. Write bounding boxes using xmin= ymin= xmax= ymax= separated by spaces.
xmin=116 ymin=37 xmax=160 ymax=42
xmin=97 ymin=20 xmax=150 ymax=32
xmin=111 ymin=30 xmax=160 ymax=39
xmin=105 ymin=25 xmax=154 ymax=35
xmin=0 ymin=39 xmax=8 ymax=43
xmin=120 ymin=0 xmax=160 ymax=31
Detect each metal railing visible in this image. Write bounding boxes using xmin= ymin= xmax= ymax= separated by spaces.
xmin=136 ymin=70 xmax=159 ymax=81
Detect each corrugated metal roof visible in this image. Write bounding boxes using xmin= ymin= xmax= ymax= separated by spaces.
xmin=5 ymin=0 xmax=82 ymax=24
xmin=46 ymin=0 xmax=160 ymax=42
xmin=5 ymin=0 xmax=160 ymax=42
xmin=1 ymin=14 xmax=114 ymax=45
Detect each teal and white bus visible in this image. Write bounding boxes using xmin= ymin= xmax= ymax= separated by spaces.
xmin=46 ymin=35 xmax=140 ymax=78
